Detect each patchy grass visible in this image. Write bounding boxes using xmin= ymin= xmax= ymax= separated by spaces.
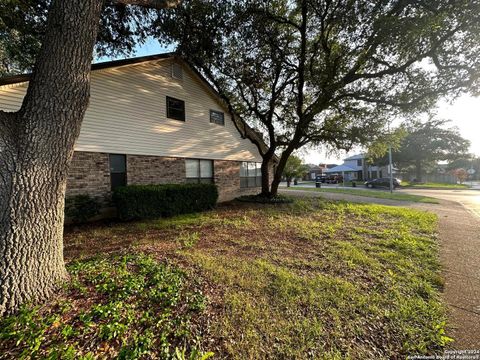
xmin=401 ymin=182 xmax=469 ymax=189
xmin=284 ymin=186 xmax=440 ymax=203
xmin=0 ymin=254 xmax=212 ymax=359
xmin=2 ymin=198 xmax=449 ymax=359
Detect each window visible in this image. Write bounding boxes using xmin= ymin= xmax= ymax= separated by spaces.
xmin=357 ymin=159 xmax=363 ymax=167
xmin=110 ymin=154 xmax=126 ymax=190
xmin=186 ymin=159 xmax=214 ymax=184
xmin=240 ymin=162 xmax=262 ymax=188
xmin=171 ymin=63 xmax=183 ymax=80
xmin=166 ymin=96 xmax=185 ymax=121
xmin=210 ymin=110 xmax=225 ymax=126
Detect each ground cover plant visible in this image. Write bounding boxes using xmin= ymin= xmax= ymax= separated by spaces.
xmin=283 ymin=186 xmax=439 ymax=203
xmin=0 ymin=198 xmax=450 ymax=359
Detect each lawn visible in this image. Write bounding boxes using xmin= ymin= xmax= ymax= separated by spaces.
xmin=0 ymin=198 xmax=451 ymax=359
xmin=401 ymin=182 xmax=469 ymax=189
xmin=284 ymin=186 xmax=440 ymax=203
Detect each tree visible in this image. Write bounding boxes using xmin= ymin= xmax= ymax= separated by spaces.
xmin=373 ymin=119 xmax=470 ymax=181
xmin=451 ymin=168 xmax=468 ymax=184
xmin=282 ymin=155 xmax=308 ymax=187
xmin=154 ymin=0 xmax=480 ymax=197
xmin=0 ymin=0 xmax=179 ymax=316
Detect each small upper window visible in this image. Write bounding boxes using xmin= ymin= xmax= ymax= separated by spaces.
xmin=166 ymin=96 xmax=185 ymax=121
xmin=357 ymin=159 xmax=362 ymax=166
xmin=171 ymin=63 xmax=183 ymax=80
xmin=210 ymin=110 xmax=225 ymax=126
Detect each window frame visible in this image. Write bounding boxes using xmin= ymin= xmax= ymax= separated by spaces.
xmin=166 ymin=96 xmax=186 ymax=121
xmin=109 ymin=154 xmax=127 ymax=191
xmin=185 ymin=159 xmax=214 ymax=184
xmin=240 ymin=161 xmax=262 ymax=188
xmin=210 ymin=109 xmax=225 ymax=126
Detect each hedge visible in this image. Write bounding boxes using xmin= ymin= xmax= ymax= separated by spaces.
xmin=113 ymin=183 xmax=218 ymax=220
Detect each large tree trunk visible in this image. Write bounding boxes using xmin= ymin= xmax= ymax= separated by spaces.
xmin=0 ymin=0 xmax=103 ymax=316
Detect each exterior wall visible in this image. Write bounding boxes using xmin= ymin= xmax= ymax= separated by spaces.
xmin=0 ymin=58 xmax=263 ymax=163
xmin=65 ymin=151 xmax=265 ymax=205
xmin=66 ymin=152 xmax=110 ymax=200
xmin=214 ymin=160 xmax=261 ymax=202
xmin=127 ymin=155 xmax=185 ymax=185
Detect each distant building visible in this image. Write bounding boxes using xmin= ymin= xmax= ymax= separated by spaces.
xmin=304 ymin=163 xmax=338 ymax=180
xmin=324 ymin=154 xmax=385 ymax=181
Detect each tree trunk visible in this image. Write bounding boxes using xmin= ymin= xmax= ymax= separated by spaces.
xmin=0 ymin=0 xmax=103 ymax=316
xmin=415 ymin=160 xmax=423 ymax=182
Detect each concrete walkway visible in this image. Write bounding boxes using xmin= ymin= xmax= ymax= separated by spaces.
xmin=280 ymin=188 xmax=480 ymax=349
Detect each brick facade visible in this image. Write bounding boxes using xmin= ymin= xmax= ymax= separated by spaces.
xmin=66 ymin=152 xmax=110 ymax=200
xmin=214 ymin=160 xmax=261 ymax=202
xmin=66 ymin=151 xmax=266 ymax=205
xmin=127 ymin=155 xmax=186 ymax=185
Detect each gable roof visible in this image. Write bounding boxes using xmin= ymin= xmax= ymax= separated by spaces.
xmin=0 ymin=52 xmax=274 ymax=161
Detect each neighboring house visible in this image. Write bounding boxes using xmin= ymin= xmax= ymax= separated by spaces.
xmin=304 ymin=163 xmax=337 ymax=180
xmin=325 ymin=154 xmax=383 ymax=181
xmin=0 ymin=53 xmax=273 ymax=203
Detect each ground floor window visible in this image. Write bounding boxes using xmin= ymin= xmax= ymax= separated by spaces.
xmin=186 ymin=159 xmax=214 ymax=184
xmin=110 ymin=154 xmax=127 ymax=190
xmin=240 ymin=162 xmax=262 ymax=188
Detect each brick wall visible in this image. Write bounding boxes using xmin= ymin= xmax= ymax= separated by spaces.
xmin=214 ymin=160 xmax=261 ymax=202
xmin=127 ymin=155 xmax=186 ymax=185
xmin=66 ymin=151 xmax=271 ymax=205
xmin=66 ymin=152 xmax=110 ymax=200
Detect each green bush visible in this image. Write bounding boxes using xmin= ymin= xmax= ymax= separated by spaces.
xmin=65 ymin=194 xmax=101 ymax=223
xmin=113 ymin=183 xmax=218 ymax=220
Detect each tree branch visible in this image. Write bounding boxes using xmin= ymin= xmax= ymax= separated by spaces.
xmin=109 ymin=0 xmax=180 ymax=10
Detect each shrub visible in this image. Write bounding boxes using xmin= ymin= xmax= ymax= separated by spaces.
xmin=113 ymin=183 xmax=218 ymax=220
xmin=65 ymin=194 xmax=101 ymax=223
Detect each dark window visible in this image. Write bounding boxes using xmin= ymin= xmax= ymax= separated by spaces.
xmin=109 ymin=154 xmax=126 ymax=190
xmin=166 ymin=96 xmax=185 ymax=121
xmin=210 ymin=110 xmax=225 ymax=125
xmin=357 ymin=159 xmax=362 ymax=166
xmin=240 ymin=162 xmax=262 ymax=188
xmin=186 ymin=159 xmax=214 ymax=184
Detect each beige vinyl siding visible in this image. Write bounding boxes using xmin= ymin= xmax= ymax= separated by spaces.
xmin=0 ymin=58 xmax=262 ymax=162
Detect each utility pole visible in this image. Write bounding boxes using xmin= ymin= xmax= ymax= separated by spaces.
xmin=389 ymin=143 xmax=394 ymax=193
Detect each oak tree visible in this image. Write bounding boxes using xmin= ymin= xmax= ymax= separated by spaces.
xmin=0 ymin=0 xmax=179 ymax=316
xmin=154 ymin=0 xmax=480 ymax=196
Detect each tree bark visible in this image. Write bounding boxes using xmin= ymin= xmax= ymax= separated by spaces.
xmin=0 ymin=0 xmax=103 ymax=316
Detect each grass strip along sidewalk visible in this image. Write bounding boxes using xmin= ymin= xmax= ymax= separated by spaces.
xmin=283 ymin=186 xmax=439 ymax=203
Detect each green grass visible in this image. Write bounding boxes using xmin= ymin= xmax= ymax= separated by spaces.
xmin=284 ymin=186 xmax=440 ymax=203
xmin=401 ymin=181 xmax=469 ymax=189
xmin=0 ymin=254 xmax=212 ymax=359
xmin=2 ymin=198 xmax=450 ymax=359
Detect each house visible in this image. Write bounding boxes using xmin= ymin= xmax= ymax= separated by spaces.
xmin=303 ymin=163 xmax=337 ymax=180
xmin=324 ymin=154 xmax=383 ymax=181
xmin=0 ymin=53 xmax=273 ymax=203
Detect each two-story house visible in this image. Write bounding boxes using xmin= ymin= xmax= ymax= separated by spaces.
xmin=0 ymin=53 xmax=272 ymax=203
xmin=325 ymin=154 xmax=383 ymax=181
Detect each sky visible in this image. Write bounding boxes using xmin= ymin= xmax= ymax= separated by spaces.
xmin=116 ymin=39 xmax=480 ymax=166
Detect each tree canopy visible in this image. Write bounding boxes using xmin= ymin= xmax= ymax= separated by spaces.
xmin=153 ymin=0 xmax=480 ymax=195
xmin=372 ymin=118 xmax=470 ymax=180
xmin=282 ymin=155 xmax=308 ymax=185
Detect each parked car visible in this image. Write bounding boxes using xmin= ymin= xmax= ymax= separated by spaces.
xmin=315 ymin=175 xmax=327 ymax=183
xmin=365 ymin=178 xmax=401 ymax=189
xmin=325 ymin=175 xmax=343 ymax=184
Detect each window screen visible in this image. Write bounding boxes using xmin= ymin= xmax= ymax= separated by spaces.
xmin=210 ymin=110 xmax=225 ymax=125
xmin=186 ymin=159 xmax=214 ymax=184
xmin=166 ymin=96 xmax=185 ymax=121
xmin=240 ymin=162 xmax=262 ymax=188
xmin=109 ymin=154 xmax=126 ymax=190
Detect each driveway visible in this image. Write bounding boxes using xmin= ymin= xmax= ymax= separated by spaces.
xmin=280 ymin=187 xmax=480 ymax=349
